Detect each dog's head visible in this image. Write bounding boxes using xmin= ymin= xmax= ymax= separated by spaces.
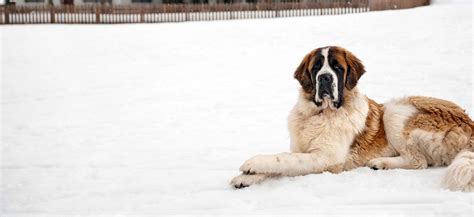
xmin=294 ymin=46 xmax=365 ymax=110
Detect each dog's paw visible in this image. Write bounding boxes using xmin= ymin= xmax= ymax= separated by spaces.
xmin=230 ymin=174 xmax=270 ymax=189
xmin=239 ymin=154 xmax=279 ymax=174
xmin=367 ymin=158 xmax=388 ymax=170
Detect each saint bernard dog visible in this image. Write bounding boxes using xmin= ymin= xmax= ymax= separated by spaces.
xmin=230 ymin=46 xmax=474 ymax=192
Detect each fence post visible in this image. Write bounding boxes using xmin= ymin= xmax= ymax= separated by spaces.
xmin=140 ymin=5 xmax=144 ymax=23
xmin=95 ymin=5 xmax=100 ymax=23
xmin=49 ymin=5 xmax=55 ymax=23
xmin=4 ymin=5 xmax=10 ymax=24
xmin=275 ymin=3 xmax=279 ymax=18
xmin=185 ymin=4 xmax=189 ymax=21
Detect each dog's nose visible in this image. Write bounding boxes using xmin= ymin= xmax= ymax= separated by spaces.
xmin=318 ymin=74 xmax=333 ymax=84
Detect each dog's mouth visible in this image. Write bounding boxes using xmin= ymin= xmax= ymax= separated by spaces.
xmin=314 ymin=97 xmax=335 ymax=109
xmin=320 ymin=90 xmax=332 ymax=99
xmin=313 ymin=93 xmax=342 ymax=110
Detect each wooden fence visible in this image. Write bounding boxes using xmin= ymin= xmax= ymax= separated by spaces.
xmin=369 ymin=0 xmax=430 ymax=11
xmin=0 ymin=0 xmax=430 ymax=25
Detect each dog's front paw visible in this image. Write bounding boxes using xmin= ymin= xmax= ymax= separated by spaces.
xmin=239 ymin=154 xmax=280 ymax=174
xmin=367 ymin=158 xmax=388 ymax=170
xmin=230 ymin=174 xmax=271 ymax=189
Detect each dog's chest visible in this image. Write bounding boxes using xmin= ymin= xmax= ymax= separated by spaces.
xmin=289 ymin=112 xmax=356 ymax=153
xmin=288 ymin=101 xmax=370 ymax=156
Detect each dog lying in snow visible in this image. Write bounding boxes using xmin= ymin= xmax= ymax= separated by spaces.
xmin=230 ymin=46 xmax=474 ymax=192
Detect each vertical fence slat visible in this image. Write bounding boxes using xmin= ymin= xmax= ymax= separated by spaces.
xmin=4 ymin=5 xmax=10 ymax=24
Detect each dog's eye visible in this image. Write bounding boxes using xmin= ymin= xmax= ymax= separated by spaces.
xmin=334 ymin=64 xmax=343 ymax=71
xmin=314 ymin=60 xmax=322 ymax=69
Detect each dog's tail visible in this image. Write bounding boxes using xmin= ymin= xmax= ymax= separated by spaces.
xmin=441 ymin=128 xmax=474 ymax=192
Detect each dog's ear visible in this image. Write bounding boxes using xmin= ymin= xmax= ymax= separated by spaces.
xmin=294 ymin=53 xmax=314 ymax=93
xmin=344 ymin=50 xmax=366 ymax=90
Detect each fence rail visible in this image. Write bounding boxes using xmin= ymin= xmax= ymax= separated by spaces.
xmin=0 ymin=0 xmax=430 ymax=25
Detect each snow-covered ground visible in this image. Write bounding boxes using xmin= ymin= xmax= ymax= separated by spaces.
xmin=1 ymin=0 xmax=473 ymax=216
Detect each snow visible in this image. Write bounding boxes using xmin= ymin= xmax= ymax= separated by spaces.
xmin=1 ymin=0 xmax=473 ymax=216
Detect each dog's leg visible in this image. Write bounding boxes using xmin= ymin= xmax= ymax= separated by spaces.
xmin=370 ymin=125 xmax=472 ymax=170
xmin=368 ymin=137 xmax=428 ymax=170
xmin=239 ymin=152 xmax=340 ymax=176
xmin=229 ymin=173 xmax=278 ymax=189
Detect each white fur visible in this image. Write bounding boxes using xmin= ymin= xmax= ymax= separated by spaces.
xmin=237 ymin=89 xmax=369 ymax=177
xmin=442 ymin=150 xmax=474 ymax=192
xmin=383 ymin=98 xmax=418 ymax=151
xmin=230 ymin=174 xmax=274 ymax=188
xmin=368 ymin=156 xmax=408 ymax=169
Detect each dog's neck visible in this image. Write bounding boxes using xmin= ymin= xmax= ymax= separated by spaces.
xmin=296 ymin=87 xmax=367 ymax=117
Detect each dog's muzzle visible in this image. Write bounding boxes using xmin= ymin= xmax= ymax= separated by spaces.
xmin=317 ymin=74 xmax=334 ymax=100
xmin=314 ymin=73 xmax=343 ymax=109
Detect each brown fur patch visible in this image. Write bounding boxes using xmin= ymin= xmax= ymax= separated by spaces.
xmin=444 ymin=126 xmax=472 ymax=151
xmin=294 ymin=49 xmax=318 ymax=93
xmin=330 ymin=47 xmax=366 ymax=90
xmin=345 ymin=99 xmax=393 ymax=169
xmin=404 ymin=96 xmax=474 ymax=153
xmin=405 ymin=96 xmax=473 ymax=134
